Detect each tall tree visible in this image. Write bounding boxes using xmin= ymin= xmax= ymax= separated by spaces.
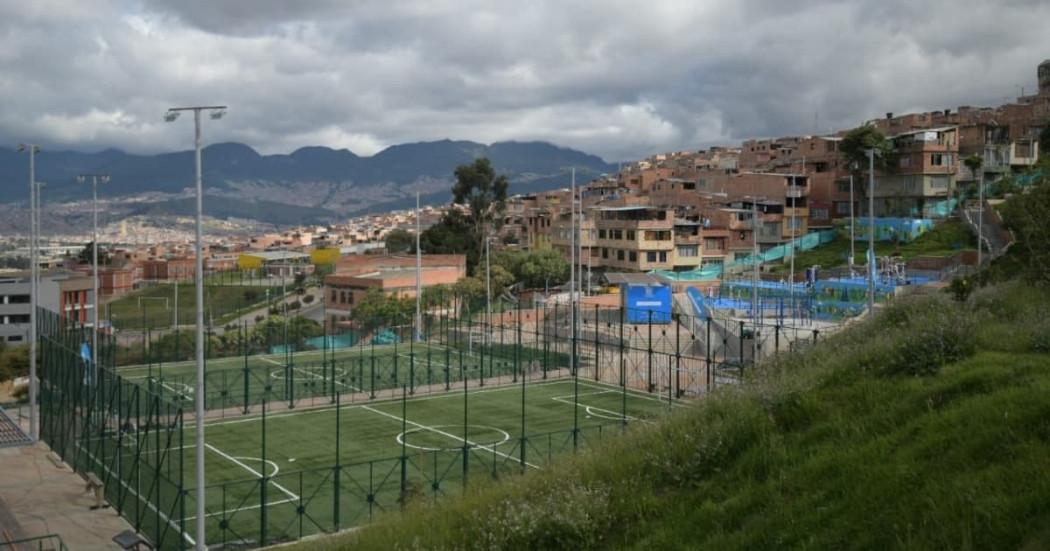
xmin=420 ymin=208 xmax=481 ymax=269
xmin=76 ymin=242 xmax=111 ymax=266
xmin=841 ymin=125 xmax=897 ymax=175
xmin=384 ymin=228 xmax=415 ymax=254
xmin=451 ymin=158 xmax=509 ymax=244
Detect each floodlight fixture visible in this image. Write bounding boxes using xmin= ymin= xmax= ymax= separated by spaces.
xmin=165 ymin=111 xmax=180 ymax=122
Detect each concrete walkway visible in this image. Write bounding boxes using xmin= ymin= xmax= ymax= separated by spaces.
xmin=0 ymin=443 xmax=132 ymax=550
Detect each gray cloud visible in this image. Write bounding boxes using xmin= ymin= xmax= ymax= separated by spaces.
xmin=0 ymin=0 xmax=1048 ymax=161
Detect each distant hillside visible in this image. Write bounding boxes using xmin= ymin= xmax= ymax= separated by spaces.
xmin=0 ymin=140 xmax=616 ymax=223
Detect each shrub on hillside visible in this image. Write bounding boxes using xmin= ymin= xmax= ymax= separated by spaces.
xmin=873 ymin=294 xmax=976 ymax=377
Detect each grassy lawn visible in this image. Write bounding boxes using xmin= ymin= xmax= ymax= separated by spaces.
xmin=106 ymin=283 xmax=286 ymax=330
xmin=771 ymin=219 xmax=978 ymax=272
xmin=300 ymin=280 xmax=1050 ymax=550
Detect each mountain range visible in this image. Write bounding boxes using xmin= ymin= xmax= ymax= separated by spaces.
xmin=0 ymin=140 xmax=617 ymax=225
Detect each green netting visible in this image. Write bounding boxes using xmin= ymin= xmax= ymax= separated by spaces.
xmin=652 ymin=229 xmax=838 ymax=281
xmin=42 ymin=296 xmax=828 ymax=549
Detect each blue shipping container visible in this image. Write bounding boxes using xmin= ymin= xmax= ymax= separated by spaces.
xmin=624 ymin=283 xmax=673 ymax=324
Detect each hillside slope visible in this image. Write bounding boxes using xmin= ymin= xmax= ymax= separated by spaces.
xmin=293 ymin=282 xmax=1050 ymax=550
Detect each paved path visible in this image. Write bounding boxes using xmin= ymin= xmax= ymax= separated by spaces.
xmin=0 ymin=443 xmax=133 ymax=550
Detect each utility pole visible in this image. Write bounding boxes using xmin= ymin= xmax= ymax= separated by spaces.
xmin=19 ymin=144 xmax=40 ymax=441
xmin=77 ymin=174 xmax=110 ymax=382
xmin=569 ymin=168 xmax=576 ymax=376
xmin=849 ymin=171 xmax=856 ymax=274
xmin=751 ymin=197 xmax=760 ymax=362
xmin=415 ymin=192 xmax=422 ymax=342
xmin=164 ymin=105 xmax=226 ymax=551
xmin=977 ymin=149 xmax=985 ymax=268
xmin=866 ymin=149 xmax=876 ymax=317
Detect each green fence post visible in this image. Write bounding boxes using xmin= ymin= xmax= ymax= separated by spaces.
xmin=647 ymin=310 xmax=654 ymax=393
xmin=399 ymin=385 xmax=407 ymax=510
xmin=621 ymin=305 xmax=627 ymax=430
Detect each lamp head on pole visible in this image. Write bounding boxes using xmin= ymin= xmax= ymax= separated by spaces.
xmin=100 ymin=175 xmax=111 ymax=184
xmin=209 ymin=108 xmax=226 ymax=120
xmin=76 ymin=175 xmax=86 ymax=184
xmin=164 ymin=110 xmax=180 ymax=122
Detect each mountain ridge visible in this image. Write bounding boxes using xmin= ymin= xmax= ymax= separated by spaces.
xmin=0 ymin=139 xmax=616 ymax=224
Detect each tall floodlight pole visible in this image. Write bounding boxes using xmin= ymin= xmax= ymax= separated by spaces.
xmin=866 ymin=149 xmax=876 ymax=317
xmin=750 ymin=196 xmax=761 ymax=362
xmin=569 ymin=168 xmax=576 ymax=375
xmin=788 ymin=159 xmax=800 ymax=315
xmin=849 ymin=171 xmax=856 ymax=274
xmin=485 ymin=232 xmax=491 ymax=341
xmin=165 ymin=105 xmax=226 ymax=551
xmin=415 ymin=192 xmax=422 ymax=341
xmin=19 ymin=144 xmax=40 ymax=440
xmin=977 ymin=149 xmax=985 ymax=268
xmin=77 ymin=174 xmax=110 ymax=379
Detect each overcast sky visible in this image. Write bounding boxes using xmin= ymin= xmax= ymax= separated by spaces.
xmin=1 ymin=0 xmax=1048 ymax=161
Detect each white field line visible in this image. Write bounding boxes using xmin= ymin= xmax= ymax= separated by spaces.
xmin=114 ymin=344 xmax=448 ymax=374
xmin=550 ymin=394 xmax=641 ymax=422
xmin=73 ymin=442 xmax=196 ymax=547
xmin=202 ymin=378 xmax=575 ymax=428
xmin=291 ymin=366 xmax=362 ymax=392
xmin=183 ymin=496 xmax=298 ymax=522
xmin=576 ymin=380 xmax=689 ymax=407
xmin=160 ymin=381 xmax=194 ymax=400
xmin=204 ymin=443 xmax=299 ymax=501
xmin=82 ymin=440 xmax=300 ymax=523
xmin=361 ymin=405 xmax=542 ymax=470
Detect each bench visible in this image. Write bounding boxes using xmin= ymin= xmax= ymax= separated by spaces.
xmin=84 ymin=473 xmax=108 ymax=510
xmin=112 ymin=529 xmax=154 ymax=550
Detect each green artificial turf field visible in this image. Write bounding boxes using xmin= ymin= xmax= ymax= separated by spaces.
xmin=75 ymin=374 xmax=675 ymax=548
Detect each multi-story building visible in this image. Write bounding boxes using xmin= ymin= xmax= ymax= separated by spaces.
xmin=140 ymin=258 xmax=195 ymax=281
xmin=593 ymin=206 xmax=676 ymax=271
xmin=871 ymin=126 xmax=959 ymax=217
xmin=324 ymin=254 xmax=467 ymax=328
xmin=0 ymin=270 xmax=94 ymax=343
xmin=725 ymin=172 xmax=810 ymax=240
xmin=549 ymin=209 xmax=598 ymax=272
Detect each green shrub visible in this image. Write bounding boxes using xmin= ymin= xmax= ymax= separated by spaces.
xmin=872 ymin=295 xmax=977 ymax=377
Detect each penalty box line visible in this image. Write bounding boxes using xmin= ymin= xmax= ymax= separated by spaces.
xmin=181 ymin=443 xmax=300 ymax=523
xmin=360 ymin=405 xmax=543 ymax=470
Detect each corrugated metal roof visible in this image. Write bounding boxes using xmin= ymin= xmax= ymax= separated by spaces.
xmin=243 ymin=250 xmax=310 ymax=261
xmin=602 ymin=272 xmax=669 ymax=286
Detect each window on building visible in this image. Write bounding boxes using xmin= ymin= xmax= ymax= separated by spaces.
xmin=659 ymin=251 xmax=668 ymax=262
xmin=612 ymin=229 xmax=623 ymax=240
xmin=9 ymin=314 xmax=30 ymax=324
xmin=7 ymin=335 xmax=23 ymax=342
xmin=598 ymin=229 xmax=607 ymax=239
xmin=629 ymin=251 xmax=637 ymax=262
xmin=810 ymin=208 xmax=829 ymax=220
xmin=602 ymin=248 xmax=608 ymax=259
xmin=678 ymin=245 xmax=699 ymax=257
xmin=836 ymin=181 xmax=851 ymax=193
xmin=647 ymin=251 xmax=657 ymax=262
xmin=617 ymin=250 xmax=625 ymax=261
xmin=626 ymin=230 xmax=636 ymax=240
xmin=703 ymin=238 xmax=722 ymax=250
xmin=931 ymin=153 xmax=952 ymax=166
xmin=835 ymin=201 xmax=852 ymax=215
xmin=331 ymin=290 xmax=338 ymax=302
